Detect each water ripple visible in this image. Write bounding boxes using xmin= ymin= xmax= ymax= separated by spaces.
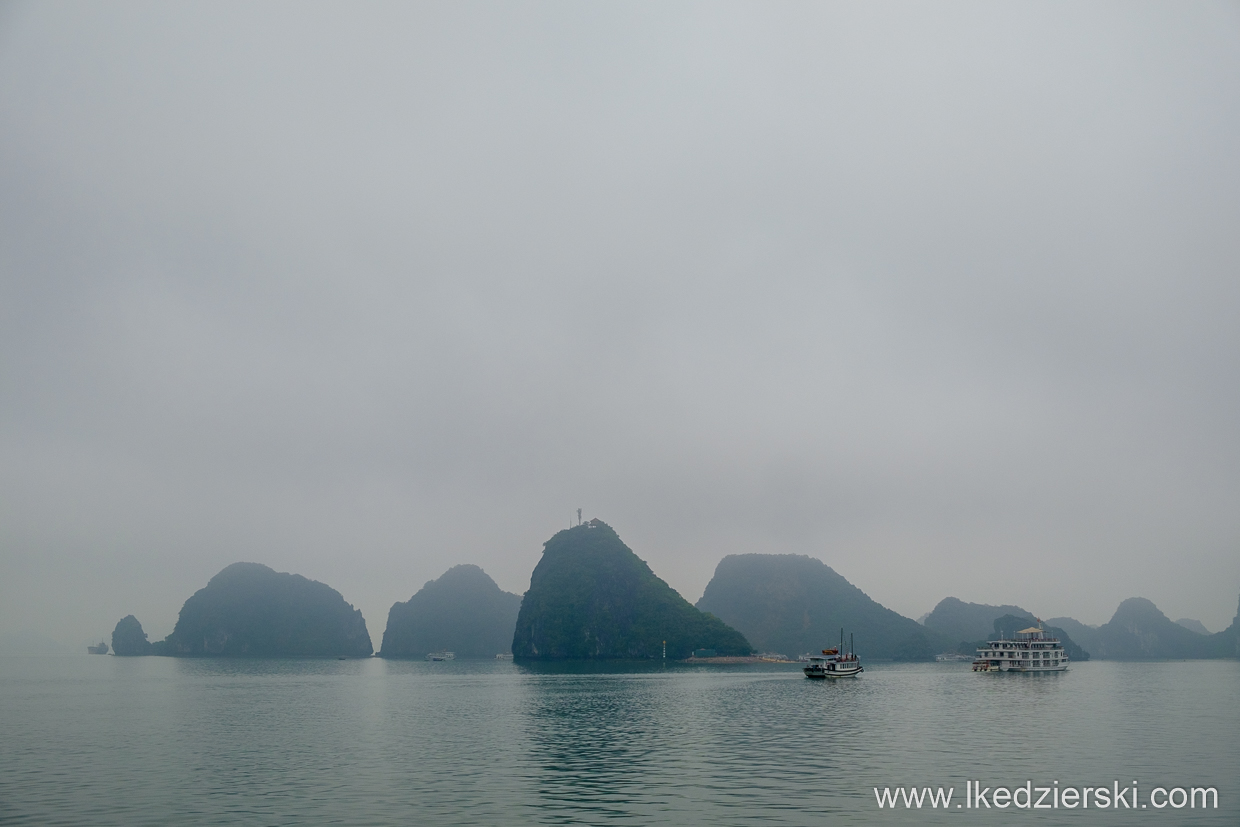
xmin=0 ymin=657 xmax=1235 ymax=826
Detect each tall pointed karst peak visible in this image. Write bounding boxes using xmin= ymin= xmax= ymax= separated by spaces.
xmin=513 ymin=520 xmax=750 ymax=660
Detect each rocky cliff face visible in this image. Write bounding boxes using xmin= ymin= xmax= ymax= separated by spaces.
xmin=697 ymin=554 xmax=946 ymax=660
xmin=156 ymin=563 xmax=373 ymax=657
xmin=380 ymin=564 xmax=521 ymax=658
xmin=512 ymin=520 xmax=750 ymax=660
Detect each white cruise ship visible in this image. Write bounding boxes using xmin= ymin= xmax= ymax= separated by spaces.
xmin=972 ymin=625 xmax=1068 ymax=673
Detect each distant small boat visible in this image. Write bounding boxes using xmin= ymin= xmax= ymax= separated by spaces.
xmin=804 ymin=630 xmax=862 ymax=679
xmin=426 ymin=652 xmax=455 ymax=661
xmin=495 ymin=653 xmax=513 ymax=660
xmin=87 ymin=641 xmax=108 ymax=655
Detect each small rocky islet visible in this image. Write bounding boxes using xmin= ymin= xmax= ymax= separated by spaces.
xmin=108 ymin=519 xmax=1240 ymax=661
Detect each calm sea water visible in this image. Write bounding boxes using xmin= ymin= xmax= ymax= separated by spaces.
xmin=0 ymin=656 xmax=1235 ymax=826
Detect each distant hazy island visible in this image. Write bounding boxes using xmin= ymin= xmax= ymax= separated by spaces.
xmin=924 ymin=594 xmax=1240 ymax=660
xmin=1049 ymin=597 xmax=1238 ymax=660
xmin=922 ymin=598 xmax=1090 ymax=660
xmin=380 ymin=564 xmax=520 ymax=658
xmin=684 ymin=553 xmax=1239 ymax=663
xmin=696 ymin=553 xmax=947 ymax=660
xmin=112 ymin=562 xmax=372 ymax=657
xmin=1174 ymin=617 xmax=1211 ymax=636
xmin=99 ymin=518 xmax=1239 ymax=663
xmin=512 ymin=520 xmax=751 ymax=659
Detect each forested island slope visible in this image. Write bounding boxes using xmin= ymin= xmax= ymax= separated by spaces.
xmin=112 ymin=562 xmax=372 ymax=657
xmin=512 ymin=520 xmax=750 ymax=660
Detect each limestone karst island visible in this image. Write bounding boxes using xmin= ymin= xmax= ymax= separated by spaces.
xmin=112 ymin=562 xmax=373 ymax=657
xmin=108 ymin=519 xmax=1240 ymax=662
xmin=512 ymin=520 xmax=750 ymax=659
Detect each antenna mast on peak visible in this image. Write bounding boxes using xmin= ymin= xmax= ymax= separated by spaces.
xmin=577 ymin=508 xmax=582 ymax=526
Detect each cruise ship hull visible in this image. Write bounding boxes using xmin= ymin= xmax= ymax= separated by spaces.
xmin=803 ymin=663 xmax=863 ymax=679
xmin=972 ymin=663 xmax=1067 ymax=673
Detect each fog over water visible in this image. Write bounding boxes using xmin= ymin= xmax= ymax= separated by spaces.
xmin=2 ymin=2 xmax=1238 ymax=647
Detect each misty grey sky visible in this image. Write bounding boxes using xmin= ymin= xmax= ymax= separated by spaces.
xmin=2 ymin=1 xmax=1239 ymax=647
